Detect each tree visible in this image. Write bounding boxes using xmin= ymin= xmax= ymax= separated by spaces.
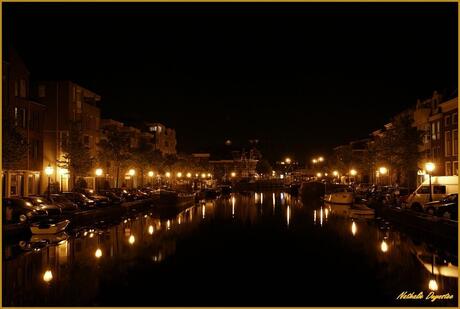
xmin=373 ymin=114 xmax=423 ymax=187
xmin=98 ymin=124 xmax=132 ymax=188
xmin=256 ymin=159 xmax=272 ymax=176
xmin=131 ymin=136 xmax=155 ymax=187
xmin=2 ymin=119 xmax=28 ymax=169
xmin=59 ymin=121 xmax=93 ymax=189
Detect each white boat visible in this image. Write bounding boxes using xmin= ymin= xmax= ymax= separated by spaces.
xmin=349 ymin=203 xmax=375 ymax=218
xmin=323 ymin=190 xmax=354 ymax=205
xmin=30 ymin=219 xmax=70 ymax=235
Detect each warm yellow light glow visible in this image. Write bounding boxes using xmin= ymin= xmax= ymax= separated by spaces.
xmin=287 ymin=205 xmax=291 ymax=227
xmin=128 ymin=169 xmax=135 ymax=176
xmin=59 ymin=168 xmax=69 ymax=177
xmin=380 ymin=240 xmax=388 ymax=253
xmin=201 ymin=173 xmax=206 ymax=178
xmin=324 ymin=173 xmax=328 ymax=176
xmin=195 ymin=173 xmax=199 ymax=177
xmin=231 ymin=172 xmax=236 ymax=177
xmin=316 ymin=172 xmax=322 ymax=178
xmin=148 ymin=225 xmax=154 ymax=235
xmin=95 ymin=248 xmax=102 ymax=258
xmin=148 ymin=171 xmax=154 ymax=177
xmin=312 ymin=159 xmax=317 ymax=164
xmin=186 ymin=172 xmax=192 ymax=178
xmin=379 ymin=167 xmax=388 ymax=175
xmin=285 ymin=157 xmax=291 ymax=164
xmin=318 ymin=156 xmax=324 ymax=162
xmin=129 ymin=235 xmax=135 ymax=245
xmin=207 ymin=173 xmax=212 ymax=177
xmin=280 ymin=174 xmax=284 ymax=179
xmin=45 ymin=164 xmax=54 ymax=176
xmin=95 ymin=168 xmax=103 ymax=176
xmin=428 ymin=279 xmax=438 ymax=291
xmin=350 ymin=169 xmax=357 ymax=176
xmin=167 ymin=220 xmax=171 ymax=230
xmin=43 ymin=270 xmax=53 ymax=282
xmin=333 ymin=170 xmax=339 ymax=176
xmin=177 ymin=172 xmax=182 ymax=178
xmin=425 ymin=162 xmax=435 ymax=173
xmin=351 ymin=221 xmax=357 ymax=236
xmin=165 ymin=172 xmax=171 ymax=178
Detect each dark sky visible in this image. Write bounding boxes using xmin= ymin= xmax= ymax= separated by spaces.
xmin=3 ymin=2 xmax=458 ymax=162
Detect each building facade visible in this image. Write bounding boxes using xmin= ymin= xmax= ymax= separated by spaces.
xmin=2 ymin=48 xmax=46 ymax=197
xmin=33 ymin=81 xmax=101 ymax=192
xmin=146 ymin=122 xmax=177 ymax=156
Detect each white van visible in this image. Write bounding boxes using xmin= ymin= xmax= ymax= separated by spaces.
xmin=405 ymin=176 xmax=458 ymax=211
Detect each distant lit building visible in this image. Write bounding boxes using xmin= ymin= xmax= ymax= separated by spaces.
xmin=147 ymin=122 xmax=177 ymax=156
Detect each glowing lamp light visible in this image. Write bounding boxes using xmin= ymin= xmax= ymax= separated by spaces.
xmin=280 ymin=174 xmax=284 ymax=179
xmin=129 ymin=235 xmax=135 ymax=245
xmin=350 ymin=169 xmax=357 ymax=176
xmin=380 ymin=240 xmax=389 ymax=253
xmin=316 ymin=172 xmax=322 ymax=178
xmin=148 ymin=171 xmax=154 ymax=177
xmin=95 ymin=168 xmax=103 ymax=176
xmin=207 ymin=173 xmax=212 ymax=177
xmin=165 ymin=172 xmax=171 ymax=178
xmin=351 ymin=221 xmax=357 ymax=236
xmin=231 ymin=172 xmax=236 ymax=177
xmin=43 ymin=270 xmax=53 ymax=283
xmin=318 ymin=157 xmax=324 ymax=162
xmin=428 ymin=279 xmax=438 ymax=291
xmin=201 ymin=173 xmax=206 ymax=178
xmin=285 ymin=157 xmax=291 ymax=164
xmin=186 ymin=172 xmax=192 ymax=178
xmin=379 ymin=167 xmax=388 ymax=175
xmin=95 ymin=248 xmax=102 ymax=259
xmin=45 ymin=164 xmax=54 ymax=176
xmin=177 ymin=172 xmax=182 ymax=178
xmin=333 ymin=171 xmax=339 ymax=177
xmin=128 ymin=169 xmax=135 ymax=176
xmin=148 ymin=225 xmax=154 ymax=235
xmin=425 ymin=162 xmax=435 ymax=173
xmin=312 ymin=159 xmax=318 ymax=164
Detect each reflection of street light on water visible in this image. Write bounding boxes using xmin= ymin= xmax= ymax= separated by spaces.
xmin=129 ymin=235 xmax=135 ymax=245
xmin=43 ymin=269 xmax=53 ymax=283
xmin=425 ymin=162 xmax=435 ymax=202
xmin=95 ymin=248 xmax=102 ymax=259
xmin=351 ymin=221 xmax=357 ymax=236
xmin=428 ymin=253 xmax=439 ymax=291
xmin=380 ymin=240 xmax=389 ymax=253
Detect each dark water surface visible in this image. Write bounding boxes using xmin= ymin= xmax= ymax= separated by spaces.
xmin=3 ymin=192 xmax=458 ymax=306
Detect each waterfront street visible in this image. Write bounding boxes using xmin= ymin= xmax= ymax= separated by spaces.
xmin=3 ymin=192 xmax=457 ymax=306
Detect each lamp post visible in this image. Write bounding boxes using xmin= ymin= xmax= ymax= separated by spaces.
xmin=379 ymin=167 xmax=388 ymax=185
xmin=349 ymin=169 xmax=357 ymax=184
xmin=425 ymin=162 xmax=435 ymax=202
xmin=95 ymin=168 xmax=103 ymax=193
xmin=45 ymin=164 xmax=54 ymax=199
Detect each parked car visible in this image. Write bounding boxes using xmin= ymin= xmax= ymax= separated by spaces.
xmin=74 ymin=188 xmax=111 ymax=206
xmin=2 ymin=198 xmax=48 ymax=224
xmin=424 ymin=193 xmax=458 ymax=219
xmin=62 ymin=192 xmax=95 ymax=209
xmin=98 ymin=190 xmax=123 ymax=204
xmin=29 ymin=193 xmax=78 ymax=212
xmin=22 ymin=196 xmax=63 ymax=217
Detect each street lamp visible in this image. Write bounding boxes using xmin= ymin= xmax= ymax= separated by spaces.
xmin=316 ymin=172 xmax=322 ymax=178
xmin=186 ymin=172 xmax=192 ymax=178
xmin=285 ymin=157 xmax=291 ymax=164
xmin=231 ymin=172 xmax=236 ymax=178
xmin=95 ymin=168 xmax=103 ymax=193
xmin=45 ymin=164 xmax=54 ymax=199
xmin=349 ymin=169 xmax=357 ymax=184
xmin=148 ymin=171 xmax=154 ymax=177
xmin=177 ymin=172 xmax=182 ymax=178
xmin=312 ymin=159 xmax=318 ymax=164
xmin=318 ymin=156 xmax=324 ymax=162
xmin=425 ymin=162 xmax=435 ymax=202
xmin=128 ymin=169 xmax=135 ymax=176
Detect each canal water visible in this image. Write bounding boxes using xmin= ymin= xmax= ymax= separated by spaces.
xmin=2 ymin=192 xmax=458 ymax=306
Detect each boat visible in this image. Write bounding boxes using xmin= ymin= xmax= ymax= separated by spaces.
xmin=153 ymin=189 xmax=196 ymax=210
xmin=323 ymin=189 xmax=354 ymax=205
xmin=349 ymin=203 xmax=375 ymax=218
xmin=29 ymin=219 xmax=70 ymax=235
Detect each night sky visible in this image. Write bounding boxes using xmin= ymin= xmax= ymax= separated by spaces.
xmin=3 ymin=3 xmax=458 ymax=162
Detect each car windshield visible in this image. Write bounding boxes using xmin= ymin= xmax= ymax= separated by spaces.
xmin=445 ymin=194 xmax=458 ymax=202
xmin=53 ymin=196 xmax=68 ymax=203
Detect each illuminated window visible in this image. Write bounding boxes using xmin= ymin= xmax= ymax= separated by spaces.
xmin=445 ymin=161 xmax=452 ymax=176
xmin=453 ymin=161 xmax=458 ymax=176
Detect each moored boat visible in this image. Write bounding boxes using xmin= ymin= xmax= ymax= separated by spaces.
xmin=323 ymin=190 xmax=354 ymax=205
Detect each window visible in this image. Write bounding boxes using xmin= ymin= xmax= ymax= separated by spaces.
xmin=418 ymin=186 xmax=430 ymax=194
xmin=453 ymin=130 xmax=458 ymax=156
xmin=14 ymin=107 xmax=26 ymax=128
xmin=83 ymin=135 xmax=90 ymax=147
xmin=436 ymin=121 xmax=441 ymax=140
xmin=32 ymin=140 xmax=39 ymax=159
xmin=38 ymin=85 xmax=46 ymax=98
xmin=19 ymin=79 xmax=26 ymax=98
xmin=433 ymin=186 xmax=446 ymax=194
xmin=10 ymin=174 xmax=18 ymax=196
xmin=431 ymin=122 xmax=436 ymax=140
xmin=13 ymin=80 xmax=19 ymax=96
xmin=445 ymin=116 xmax=450 ymax=126
xmin=445 ymin=161 xmax=452 ymax=176
xmin=445 ymin=131 xmax=452 ymax=156
xmin=453 ymin=113 xmax=458 ymax=124
xmin=454 ymin=161 xmax=459 ymax=176
xmin=72 ymin=86 xmax=76 ymax=102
